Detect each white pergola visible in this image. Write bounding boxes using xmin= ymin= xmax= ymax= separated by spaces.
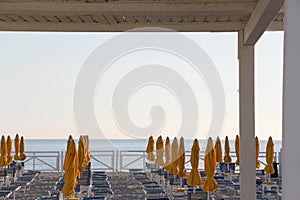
xmin=0 ymin=0 xmax=299 ymax=199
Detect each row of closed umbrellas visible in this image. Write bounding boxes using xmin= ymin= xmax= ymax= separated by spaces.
xmin=146 ymin=135 xmax=276 ymax=192
xmin=62 ymin=135 xmax=90 ymax=197
xmin=0 ymin=134 xmax=26 ymax=167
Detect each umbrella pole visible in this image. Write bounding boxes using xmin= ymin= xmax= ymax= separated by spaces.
xmin=207 ymin=191 xmax=210 ymax=200
xmin=180 ymin=177 xmax=182 ymax=187
xmin=193 ymin=186 xmax=195 ymax=194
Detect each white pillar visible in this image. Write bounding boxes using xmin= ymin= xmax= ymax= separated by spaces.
xmin=238 ymin=30 xmax=256 ymax=200
xmin=282 ymin=0 xmax=300 ymax=199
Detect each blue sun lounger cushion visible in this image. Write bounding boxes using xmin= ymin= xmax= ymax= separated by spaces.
xmin=82 ymin=197 xmax=107 ymax=200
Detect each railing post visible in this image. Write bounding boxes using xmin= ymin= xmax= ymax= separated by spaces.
xmin=143 ymin=151 xmax=146 ymax=171
xmin=120 ymin=151 xmax=123 ymax=172
xmin=61 ymin=151 xmax=64 ymax=173
xmin=57 ymin=152 xmax=60 ymax=172
xmin=116 ymin=151 xmax=119 ymax=173
xmin=33 ymin=152 xmax=36 ymax=171
xmin=111 ymin=151 xmax=114 ymax=172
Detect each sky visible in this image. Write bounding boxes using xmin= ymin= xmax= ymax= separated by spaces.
xmin=0 ymin=31 xmax=283 ymax=140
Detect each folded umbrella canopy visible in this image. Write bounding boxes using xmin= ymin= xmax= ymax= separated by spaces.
xmin=85 ymin=135 xmax=90 ymax=162
xmin=20 ymin=136 xmax=26 ymax=161
xmin=178 ymin=137 xmax=186 ymax=178
xmin=170 ymin=137 xmax=179 ymax=175
xmin=256 ymin=136 xmax=260 ymax=169
xmin=235 ymin=135 xmax=240 ymax=166
xmin=203 ymin=137 xmax=218 ymax=193
xmin=224 ymin=136 xmax=232 ymax=163
xmin=6 ymin=136 xmax=12 ymax=165
xmin=264 ymin=136 xmax=275 ymax=174
xmin=164 ymin=137 xmax=172 ymax=171
xmin=0 ymin=135 xmax=7 ymax=167
xmin=14 ymin=134 xmax=21 ymax=161
xmin=146 ymin=136 xmax=155 ymax=162
xmin=215 ymin=137 xmax=222 ymax=163
xmin=187 ymin=139 xmax=202 ymax=186
xmin=155 ymin=136 xmax=164 ymax=167
xmin=62 ymin=135 xmax=79 ymax=197
xmin=78 ymin=136 xmax=87 ymax=173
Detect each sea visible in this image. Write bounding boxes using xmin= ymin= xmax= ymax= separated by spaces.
xmin=25 ymin=139 xmax=282 ymax=152
xmin=23 ymin=139 xmax=282 ymax=172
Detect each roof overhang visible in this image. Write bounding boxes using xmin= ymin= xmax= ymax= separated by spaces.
xmin=0 ymin=0 xmax=284 ymax=44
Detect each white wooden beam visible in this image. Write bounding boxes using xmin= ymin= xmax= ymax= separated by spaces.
xmin=244 ymin=0 xmax=283 ymax=45
xmin=0 ymin=21 xmax=247 ymax=32
xmin=282 ymin=0 xmax=300 ymax=199
xmin=238 ymin=30 xmax=256 ymax=200
xmin=0 ymin=2 xmax=256 ymax=15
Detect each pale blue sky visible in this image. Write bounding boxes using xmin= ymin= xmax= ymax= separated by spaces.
xmin=0 ymin=31 xmax=283 ymax=139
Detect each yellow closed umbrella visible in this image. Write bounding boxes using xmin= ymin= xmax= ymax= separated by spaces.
xmin=187 ymin=139 xmax=202 ymax=187
xmin=164 ymin=137 xmax=172 ymax=171
xmin=256 ymin=136 xmax=260 ymax=169
xmin=62 ymin=135 xmax=79 ymax=196
xmin=6 ymin=136 xmax=12 ymax=165
xmin=0 ymin=135 xmax=7 ymax=167
xmin=85 ymin=135 xmax=90 ymax=162
xmin=14 ymin=134 xmax=21 ymax=161
xmin=224 ymin=136 xmax=232 ymax=163
xmin=215 ymin=137 xmax=222 ymax=163
xmin=20 ymin=136 xmax=26 ymax=161
xmin=235 ymin=135 xmax=240 ymax=166
xmin=178 ymin=137 xmax=186 ymax=178
xmin=264 ymin=136 xmax=275 ymax=174
xmin=146 ymin=136 xmax=155 ymax=162
xmin=170 ymin=137 xmax=179 ymax=175
xmin=155 ymin=136 xmax=164 ymax=167
xmin=202 ymin=137 xmax=218 ymax=193
xmin=78 ymin=136 xmax=86 ymax=173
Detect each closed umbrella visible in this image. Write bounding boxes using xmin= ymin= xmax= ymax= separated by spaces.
xmin=202 ymin=137 xmax=218 ymax=198
xmin=215 ymin=137 xmax=222 ymax=163
xmin=164 ymin=137 xmax=172 ymax=171
xmin=20 ymin=136 xmax=26 ymax=161
xmin=14 ymin=134 xmax=21 ymax=161
xmin=178 ymin=137 xmax=186 ymax=178
xmin=264 ymin=136 xmax=275 ymax=175
xmin=62 ymin=135 xmax=79 ymax=196
xmin=146 ymin=136 xmax=155 ymax=162
xmin=85 ymin=135 xmax=90 ymax=163
xmin=224 ymin=136 xmax=232 ymax=163
xmin=155 ymin=136 xmax=164 ymax=167
xmin=235 ymin=135 xmax=240 ymax=166
xmin=187 ymin=139 xmax=202 ymax=190
xmin=170 ymin=137 xmax=179 ymax=175
xmin=256 ymin=136 xmax=260 ymax=169
xmin=78 ymin=136 xmax=86 ymax=173
xmin=6 ymin=136 xmax=12 ymax=165
xmin=0 ymin=135 xmax=7 ymax=167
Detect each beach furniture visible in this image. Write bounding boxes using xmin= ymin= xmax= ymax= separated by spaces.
xmin=82 ymin=197 xmax=107 ymax=200
xmin=0 ymin=191 xmax=11 ymax=200
xmin=143 ymin=188 xmax=166 ymax=197
xmin=0 ymin=185 xmax=21 ymax=200
xmin=145 ymin=197 xmax=170 ymax=200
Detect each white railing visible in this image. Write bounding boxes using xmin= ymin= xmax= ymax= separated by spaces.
xmin=21 ymin=150 xmax=278 ymax=173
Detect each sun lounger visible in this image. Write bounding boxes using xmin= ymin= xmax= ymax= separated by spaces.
xmin=82 ymin=197 xmax=107 ymax=200
xmin=0 ymin=191 xmax=11 ymax=200
xmin=143 ymin=188 xmax=165 ymax=195
xmin=0 ymin=185 xmax=21 ymax=200
xmin=145 ymin=197 xmax=170 ymax=200
xmin=216 ymin=180 xmax=233 ymax=185
xmin=91 ymin=188 xmax=114 ymax=196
